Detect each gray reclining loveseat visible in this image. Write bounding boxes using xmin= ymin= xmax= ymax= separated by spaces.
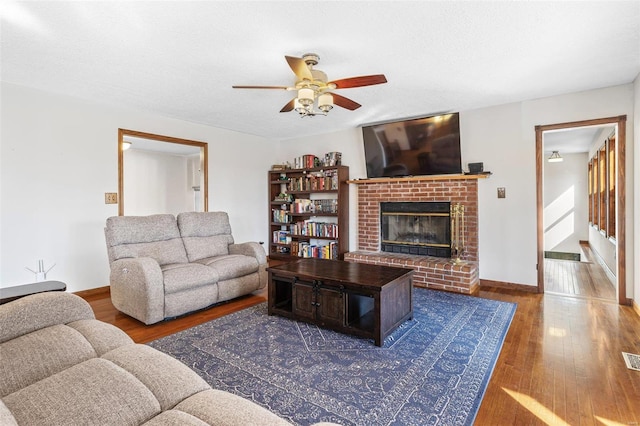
xmin=105 ymin=212 xmax=266 ymax=324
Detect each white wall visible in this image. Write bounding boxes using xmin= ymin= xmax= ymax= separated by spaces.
xmin=0 ymin=82 xmax=275 ymax=292
xmin=1 ymin=81 xmax=636 ymax=300
xmin=522 ymin=85 xmax=635 ymax=296
xmin=124 ymin=149 xmax=193 ymax=216
xmin=281 ymin=84 xmax=635 ymax=293
xmin=543 ymin=153 xmax=589 ymax=255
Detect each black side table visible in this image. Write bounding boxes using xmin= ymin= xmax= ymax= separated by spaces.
xmin=0 ymin=281 xmax=67 ymax=305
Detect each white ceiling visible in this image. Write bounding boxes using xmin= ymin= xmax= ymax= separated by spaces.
xmin=2 ymin=1 xmax=639 ymax=142
xmin=543 ymin=125 xmax=614 ymax=155
xmin=122 ymin=135 xmax=201 ymax=155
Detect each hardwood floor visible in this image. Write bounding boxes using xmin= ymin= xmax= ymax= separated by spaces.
xmin=544 ymin=243 xmax=617 ymax=301
xmin=473 ymin=287 xmax=640 ymax=425
xmin=81 ymin=277 xmax=640 ymax=425
xmin=82 ymin=286 xmax=268 ymax=344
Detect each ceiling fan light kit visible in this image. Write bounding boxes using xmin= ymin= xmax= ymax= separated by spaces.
xmin=233 ymin=53 xmax=386 ymax=117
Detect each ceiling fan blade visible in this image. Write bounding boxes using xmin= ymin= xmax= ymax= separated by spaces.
xmin=280 ymin=98 xmax=295 ymax=113
xmin=331 ymin=93 xmax=361 ymax=111
xmin=232 ymin=85 xmax=290 ymax=90
xmin=285 ymin=56 xmax=313 ymax=80
xmin=329 ymin=74 xmax=387 ymax=89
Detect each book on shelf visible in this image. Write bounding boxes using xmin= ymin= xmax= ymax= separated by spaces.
xmin=272 ymin=209 xmax=290 ymax=223
xmin=290 ymin=220 xmax=338 ymax=238
xmin=295 ymin=241 xmax=338 ymax=259
xmin=287 ymin=169 xmax=339 ymax=192
xmin=289 ymin=199 xmax=338 ymax=214
xmin=293 ymin=155 xmax=318 ymax=169
xmin=272 ymin=230 xmax=291 ymax=244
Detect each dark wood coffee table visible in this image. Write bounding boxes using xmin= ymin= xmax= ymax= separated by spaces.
xmin=267 ymin=258 xmax=413 ymax=346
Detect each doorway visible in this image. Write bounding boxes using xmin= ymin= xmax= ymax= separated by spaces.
xmin=535 ymin=116 xmax=628 ymax=305
xmin=118 ymin=129 xmax=209 ymax=216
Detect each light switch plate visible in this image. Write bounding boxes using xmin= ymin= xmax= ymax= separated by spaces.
xmin=105 ymin=193 xmax=118 ymax=204
xmin=497 ymin=187 xmax=506 ymax=199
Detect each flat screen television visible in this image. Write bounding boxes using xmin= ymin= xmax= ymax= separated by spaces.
xmin=362 ymin=112 xmax=462 ymax=178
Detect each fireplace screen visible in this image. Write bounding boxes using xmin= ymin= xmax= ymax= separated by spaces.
xmin=380 ymin=202 xmax=451 ymax=257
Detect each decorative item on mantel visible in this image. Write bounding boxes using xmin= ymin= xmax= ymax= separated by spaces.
xmin=451 ymin=203 xmax=465 ymax=264
xmin=324 ymin=151 xmax=342 ymax=167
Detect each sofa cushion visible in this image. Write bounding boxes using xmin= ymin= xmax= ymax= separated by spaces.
xmin=3 ymin=357 xmax=161 ymax=426
xmin=161 ymin=263 xmax=219 ymax=294
xmin=173 ymin=389 xmax=292 ymax=426
xmin=103 ymin=344 xmax=210 ymax=411
xmin=164 ymin=285 xmax=219 ymax=319
xmin=0 ymin=292 xmax=94 ymax=344
xmin=143 ymin=410 xmax=210 ymax=425
xmin=216 ymin=274 xmax=262 ymax=301
xmin=0 ymin=324 xmax=97 ymax=397
xmin=67 ymin=319 xmax=134 ymax=356
xmin=197 ymin=254 xmax=259 ymax=281
xmin=113 ymin=240 xmax=189 ymax=266
xmin=106 ymin=214 xmax=188 ymax=266
xmin=177 ymin=212 xmax=234 ymax=261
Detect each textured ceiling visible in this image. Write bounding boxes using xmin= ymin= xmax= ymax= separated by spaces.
xmin=2 ymin=1 xmax=639 ymax=141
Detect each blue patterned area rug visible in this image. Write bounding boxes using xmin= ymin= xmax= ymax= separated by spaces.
xmin=148 ymin=288 xmax=516 ymax=426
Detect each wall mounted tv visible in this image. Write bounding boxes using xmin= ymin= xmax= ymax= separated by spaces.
xmin=362 ymin=112 xmax=462 ymax=178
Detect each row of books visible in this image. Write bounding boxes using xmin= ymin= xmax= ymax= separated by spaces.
xmin=293 ymin=155 xmax=319 ymax=169
xmin=290 ymin=221 xmax=338 ymax=238
xmin=288 ymin=170 xmax=339 ymax=192
xmin=272 ymin=209 xmax=290 ymax=224
xmin=272 ymin=230 xmax=292 ymax=244
xmin=289 ymin=199 xmax=338 ymax=214
xmin=291 ymin=241 xmax=338 ymax=259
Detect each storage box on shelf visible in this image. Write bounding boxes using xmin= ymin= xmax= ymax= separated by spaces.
xmin=268 ymin=165 xmax=349 ymax=261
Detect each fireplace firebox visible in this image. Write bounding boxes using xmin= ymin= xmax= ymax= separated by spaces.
xmin=380 ymin=202 xmax=451 ymax=258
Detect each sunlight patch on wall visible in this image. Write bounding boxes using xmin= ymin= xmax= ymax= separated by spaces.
xmin=1 ymin=1 xmax=47 ymax=34
xmin=544 ymin=186 xmax=574 ymax=228
xmin=545 ymin=212 xmax=575 ymax=250
xmin=544 ymin=186 xmax=576 ymax=251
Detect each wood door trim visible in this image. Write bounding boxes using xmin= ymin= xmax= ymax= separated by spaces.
xmin=535 ymin=115 xmax=628 ymax=305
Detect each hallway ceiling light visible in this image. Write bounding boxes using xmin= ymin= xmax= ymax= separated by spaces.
xmin=548 ymin=151 xmax=563 ymax=162
xmin=122 ymin=141 xmax=132 ymax=150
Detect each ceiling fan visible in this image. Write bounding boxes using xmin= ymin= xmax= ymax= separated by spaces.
xmin=232 ymin=53 xmax=387 ymax=117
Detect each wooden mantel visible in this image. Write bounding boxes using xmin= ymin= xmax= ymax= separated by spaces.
xmin=347 ymin=173 xmax=491 ymax=184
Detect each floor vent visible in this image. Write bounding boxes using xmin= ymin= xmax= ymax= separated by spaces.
xmin=544 ymin=251 xmax=580 ymax=261
xmin=622 ymin=352 xmax=640 ymax=371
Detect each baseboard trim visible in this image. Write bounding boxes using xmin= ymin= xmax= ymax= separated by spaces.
xmin=479 ymin=279 xmax=539 ymax=293
xmin=633 ymin=299 xmax=640 ymax=318
xmin=74 ymin=286 xmax=110 ymax=298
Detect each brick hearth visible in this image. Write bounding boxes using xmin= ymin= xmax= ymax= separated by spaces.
xmin=345 ymin=176 xmax=483 ymax=294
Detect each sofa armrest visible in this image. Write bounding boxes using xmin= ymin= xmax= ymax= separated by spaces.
xmin=109 ymin=258 xmax=165 ymax=325
xmin=0 ymin=292 xmax=94 ymax=344
xmin=229 ymin=242 xmax=267 ymax=264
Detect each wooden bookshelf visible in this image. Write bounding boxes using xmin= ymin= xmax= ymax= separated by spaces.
xmin=268 ymin=165 xmax=349 ymax=261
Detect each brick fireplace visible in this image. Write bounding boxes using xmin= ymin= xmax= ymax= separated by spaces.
xmin=345 ymin=176 xmax=483 ymax=294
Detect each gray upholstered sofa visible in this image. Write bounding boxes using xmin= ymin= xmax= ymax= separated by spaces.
xmin=0 ymin=292 xmax=297 ymax=425
xmin=105 ymin=212 xmax=267 ymax=325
